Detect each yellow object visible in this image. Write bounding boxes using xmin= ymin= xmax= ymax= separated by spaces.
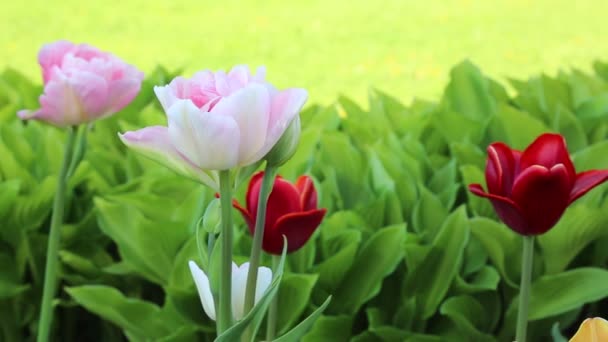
xmin=570 ymin=317 xmax=608 ymax=342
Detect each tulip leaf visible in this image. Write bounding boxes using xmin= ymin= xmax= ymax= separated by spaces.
xmin=274 ymin=295 xmax=332 ymax=342
xmin=330 ymin=224 xmax=406 ymax=314
xmin=489 ymin=104 xmax=549 ymax=150
xmin=439 ymin=295 xmax=495 ymax=341
xmin=215 ymin=239 xmax=287 ymax=342
xmin=66 ymin=285 xmax=178 ymax=339
xmin=412 ymin=185 xmax=448 ymax=242
xmin=443 ymin=60 xmax=496 ymax=121
xmin=277 ymin=273 xmax=319 ymax=334
xmin=469 ymin=217 xmax=520 ymax=287
xmin=506 ymin=268 xmax=608 ymax=322
xmin=404 ymin=207 xmax=469 ymax=318
xmin=95 ymin=196 xmax=190 ymax=285
xmin=538 ymin=205 xmax=608 ymax=274
xmin=301 ymin=315 xmax=353 ymax=342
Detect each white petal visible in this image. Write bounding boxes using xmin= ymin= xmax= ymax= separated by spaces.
xmin=167 ymin=100 xmax=240 ymax=170
xmin=154 ymin=84 xmax=180 ymax=113
xmin=211 ymin=84 xmax=270 ymax=166
xmin=119 ymin=126 xmax=219 ymax=190
xmin=188 ymin=261 xmax=216 ymax=321
xmin=231 ymin=262 xmax=249 ymax=321
xmin=254 ymin=266 xmax=273 ymax=304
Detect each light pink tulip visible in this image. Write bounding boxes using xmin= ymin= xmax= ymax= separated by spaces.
xmin=120 ymin=65 xmax=308 ymax=189
xmin=18 ymin=40 xmax=144 ymax=126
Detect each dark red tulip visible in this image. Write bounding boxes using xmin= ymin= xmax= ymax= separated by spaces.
xmin=469 ymin=133 xmax=608 ymax=235
xmin=234 ymin=172 xmax=326 ymax=254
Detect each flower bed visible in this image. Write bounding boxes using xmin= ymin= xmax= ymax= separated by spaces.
xmin=1 ymin=46 xmax=608 ymax=341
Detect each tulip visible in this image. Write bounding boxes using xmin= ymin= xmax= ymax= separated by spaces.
xmin=188 ymin=260 xmax=272 ymax=321
xmin=570 ymin=317 xmax=608 ymax=342
xmin=234 ymin=172 xmax=326 ymax=254
xmin=119 ymin=65 xmax=308 ymax=189
xmin=18 ymin=40 xmax=144 ymax=126
xmin=469 ymin=133 xmax=608 ymax=235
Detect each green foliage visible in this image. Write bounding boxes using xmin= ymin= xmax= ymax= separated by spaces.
xmin=2 ymin=59 xmax=608 ymax=341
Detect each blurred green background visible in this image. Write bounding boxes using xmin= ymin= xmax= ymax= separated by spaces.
xmin=3 ymin=0 xmax=607 ymax=105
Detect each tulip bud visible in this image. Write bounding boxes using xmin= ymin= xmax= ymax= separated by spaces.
xmin=203 ymin=198 xmax=221 ymax=234
xmin=264 ymin=115 xmax=301 ymax=167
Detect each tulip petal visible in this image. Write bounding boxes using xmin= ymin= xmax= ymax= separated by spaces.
xmin=245 ymin=172 xmax=265 ymax=215
xmin=106 ymin=77 xmax=143 ymax=113
xmin=255 ymin=266 xmax=272 ymax=303
xmin=232 ymin=262 xmax=249 ymax=321
xmin=264 ymin=209 xmax=327 ymax=254
xmin=38 ymin=40 xmax=74 ymax=82
xmin=511 ymin=164 xmax=571 ymax=235
xmin=485 ymin=142 xmax=521 ymax=196
xmin=520 ymin=133 xmax=576 ymax=181
xmin=233 ymin=198 xmax=254 ymax=229
xmin=211 ymin=84 xmax=270 ymax=166
xmin=69 ymin=70 xmax=110 ymax=118
xmin=469 ymin=184 xmax=530 ymax=235
xmin=263 ymin=177 xmax=302 ymax=233
xmin=569 ymin=170 xmax=608 ymax=203
xmin=570 ymin=317 xmax=608 ymax=342
xmin=119 ymin=126 xmax=219 ymax=189
xmin=167 ymin=100 xmax=240 ymax=170
xmin=295 ymin=176 xmax=318 ymax=211
xmin=188 ymin=261 xmax=216 ymax=321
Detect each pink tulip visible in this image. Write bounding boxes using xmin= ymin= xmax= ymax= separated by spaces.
xmin=120 ymin=65 xmax=308 ymax=189
xmin=18 ymin=40 xmax=144 ymax=126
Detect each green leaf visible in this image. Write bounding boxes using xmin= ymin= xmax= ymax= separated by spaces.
xmin=538 ymin=205 xmax=608 ymax=274
xmin=274 ymin=296 xmax=332 ymax=342
xmin=439 ymin=295 xmax=495 ymax=341
xmin=404 ymin=207 xmax=470 ymax=318
xmin=469 ymin=217 xmax=520 ymax=287
xmin=443 ymin=60 xmax=496 ymax=121
xmin=66 ymin=285 xmax=175 ymax=339
xmin=412 ymin=185 xmax=448 ymax=241
xmin=488 ymin=104 xmax=549 ymax=150
xmin=301 ymin=315 xmax=353 ymax=342
xmin=95 ymin=197 xmax=190 ymax=285
xmin=506 ymin=268 xmax=608 ymax=322
xmin=277 ymin=273 xmax=319 ymax=334
xmin=331 ymin=224 xmax=406 ymax=314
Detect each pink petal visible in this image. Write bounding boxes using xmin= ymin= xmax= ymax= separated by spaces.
xmin=69 ymin=71 xmax=109 ymax=118
xmin=520 ymin=133 xmax=576 ymax=181
xmin=119 ymin=126 xmax=219 ymax=190
xmin=511 ymin=164 xmax=571 ymax=235
xmin=468 ymin=184 xmax=530 ymax=235
xmin=569 ymin=170 xmax=608 ymax=203
xmin=38 ymin=40 xmax=74 ymax=83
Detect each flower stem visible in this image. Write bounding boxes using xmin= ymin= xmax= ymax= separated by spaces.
xmin=266 ymin=254 xmax=281 ymax=341
xmin=242 ymin=166 xmax=277 ymax=341
xmin=516 ymin=236 xmax=535 ymax=342
xmin=37 ymin=127 xmax=76 ymax=342
xmin=218 ymin=170 xmax=234 ymax=334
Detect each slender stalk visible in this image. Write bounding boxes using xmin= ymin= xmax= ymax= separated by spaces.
xmin=242 ymin=166 xmax=277 ymax=342
xmin=37 ymin=127 xmax=76 ymax=342
xmin=218 ymin=170 xmax=234 ymax=333
xmin=266 ymin=255 xmax=281 ymax=341
xmin=65 ymin=124 xmax=88 ymax=179
xmin=515 ymin=236 xmax=535 ymax=342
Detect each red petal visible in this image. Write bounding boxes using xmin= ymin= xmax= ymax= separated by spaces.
xmin=469 ymin=184 xmax=530 ymax=235
xmin=232 ymin=199 xmax=255 ymax=232
xmin=263 ymin=209 xmax=327 ymax=254
xmin=263 ymin=177 xmax=302 ymax=231
xmin=511 ymin=164 xmax=571 ymax=235
xmin=295 ymin=176 xmax=317 ymax=210
xmin=520 ymin=133 xmax=576 ymax=182
xmin=245 ymin=171 xmax=265 ymax=216
xmin=486 ymin=142 xmax=521 ymax=196
xmin=569 ymin=170 xmax=608 ymax=203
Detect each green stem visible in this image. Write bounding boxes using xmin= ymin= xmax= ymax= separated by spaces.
xmin=37 ymin=127 xmax=76 ymax=342
xmin=65 ymin=124 xmax=88 ymax=179
xmin=266 ymin=255 xmax=281 ymax=341
xmin=218 ymin=170 xmax=234 ymax=334
xmin=242 ymin=166 xmax=277 ymax=342
xmin=515 ymin=236 xmax=535 ymax=342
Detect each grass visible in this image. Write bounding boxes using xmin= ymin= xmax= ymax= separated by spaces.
xmin=2 ymin=0 xmax=608 ymax=105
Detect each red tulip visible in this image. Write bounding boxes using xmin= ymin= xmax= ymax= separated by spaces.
xmin=234 ymin=172 xmax=326 ymax=254
xmin=469 ymin=133 xmax=608 ymax=235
